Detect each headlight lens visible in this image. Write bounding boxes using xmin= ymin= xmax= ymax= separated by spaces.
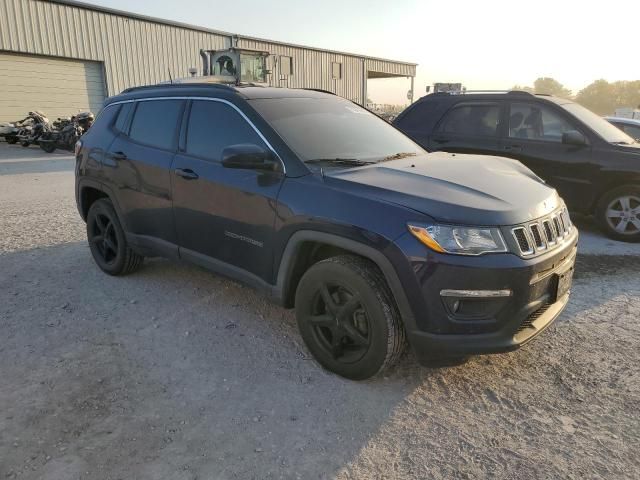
xmin=408 ymin=223 xmax=508 ymax=255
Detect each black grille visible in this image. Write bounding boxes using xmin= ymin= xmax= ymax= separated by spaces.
xmin=511 ymin=207 xmax=573 ymax=257
xmin=530 ymin=224 xmax=544 ymax=248
xmin=513 ymin=228 xmax=531 ymax=253
xmin=543 ymin=220 xmax=555 ymax=243
xmin=553 ymin=216 xmax=562 ymax=237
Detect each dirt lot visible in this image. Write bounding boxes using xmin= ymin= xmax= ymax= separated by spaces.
xmin=0 ymin=143 xmax=639 ymax=480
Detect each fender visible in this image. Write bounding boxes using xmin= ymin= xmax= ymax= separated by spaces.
xmin=77 ymin=177 xmax=128 ymax=229
xmin=273 ymin=230 xmax=416 ymax=331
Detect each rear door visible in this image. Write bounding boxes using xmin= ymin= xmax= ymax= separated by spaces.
xmin=105 ymin=99 xmax=184 ymax=248
xmin=428 ymin=101 xmax=505 ymax=156
xmin=171 ymin=99 xmax=284 ymax=284
xmin=503 ymin=101 xmax=594 ymax=208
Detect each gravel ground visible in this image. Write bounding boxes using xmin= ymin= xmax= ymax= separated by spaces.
xmin=0 ymin=143 xmax=639 ymax=479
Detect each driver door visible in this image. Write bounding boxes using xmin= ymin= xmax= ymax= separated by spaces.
xmin=171 ymin=99 xmax=284 ymax=284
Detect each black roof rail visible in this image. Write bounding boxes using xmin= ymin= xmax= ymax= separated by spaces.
xmin=302 ymin=88 xmax=336 ymax=96
xmin=120 ymin=82 xmax=237 ymax=94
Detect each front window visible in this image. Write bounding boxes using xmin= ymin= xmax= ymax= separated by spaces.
xmin=509 ymin=103 xmax=576 ymax=142
xmin=562 ymin=102 xmax=636 ymax=144
xmin=249 ymin=97 xmax=424 ymax=167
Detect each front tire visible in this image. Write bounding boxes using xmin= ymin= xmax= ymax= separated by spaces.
xmin=596 ymin=185 xmax=640 ymax=242
xmin=295 ymin=255 xmax=406 ymax=380
xmin=86 ymin=198 xmax=144 ymax=275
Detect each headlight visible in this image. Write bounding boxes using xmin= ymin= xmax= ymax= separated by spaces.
xmin=408 ymin=223 xmax=508 ymax=255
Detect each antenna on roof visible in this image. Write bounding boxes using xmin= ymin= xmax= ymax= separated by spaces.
xmin=168 ymin=68 xmax=173 ymax=84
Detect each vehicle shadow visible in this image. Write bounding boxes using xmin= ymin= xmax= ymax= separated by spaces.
xmin=0 ymin=241 xmax=637 ymax=479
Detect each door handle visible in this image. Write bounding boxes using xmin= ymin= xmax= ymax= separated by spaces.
xmin=112 ymin=151 xmax=127 ymax=160
xmin=175 ymin=168 xmax=199 ymax=180
xmin=503 ymin=145 xmax=522 ymax=152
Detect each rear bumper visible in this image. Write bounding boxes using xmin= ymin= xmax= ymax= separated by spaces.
xmin=390 ymin=229 xmax=578 ymax=363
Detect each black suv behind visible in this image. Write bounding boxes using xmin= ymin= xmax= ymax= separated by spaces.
xmin=76 ymin=84 xmax=577 ymax=380
xmin=394 ymin=91 xmax=640 ymax=242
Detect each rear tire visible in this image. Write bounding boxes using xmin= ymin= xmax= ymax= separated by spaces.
xmin=20 ymin=141 xmax=30 ymax=147
xmin=295 ymin=255 xmax=406 ymax=380
xmin=595 ymin=185 xmax=640 ymax=242
xmin=6 ymin=136 xmax=17 ymax=144
xmin=86 ymin=198 xmax=144 ymax=275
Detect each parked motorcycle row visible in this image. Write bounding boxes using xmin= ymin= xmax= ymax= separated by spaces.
xmin=0 ymin=110 xmax=95 ymax=153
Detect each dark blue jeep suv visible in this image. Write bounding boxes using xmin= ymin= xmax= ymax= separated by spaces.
xmin=75 ymin=84 xmax=578 ymax=380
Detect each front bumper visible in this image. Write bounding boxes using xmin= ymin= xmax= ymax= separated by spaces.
xmin=390 ymin=229 xmax=578 ymax=363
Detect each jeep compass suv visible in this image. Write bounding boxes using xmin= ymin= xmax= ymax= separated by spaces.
xmin=75 ymin=84 xmax=577 ymax=380
xmin=394 ymin=91 xmax=640 ymax=242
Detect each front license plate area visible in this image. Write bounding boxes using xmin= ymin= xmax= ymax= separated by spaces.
xmin=554 ymin=265 xmax=574 ymax=301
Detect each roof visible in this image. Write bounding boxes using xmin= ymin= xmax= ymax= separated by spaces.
xmin=605 ymin=116 xmax=640 ymax=126
xmin=49 ymin=0 xmax=417 ymax=67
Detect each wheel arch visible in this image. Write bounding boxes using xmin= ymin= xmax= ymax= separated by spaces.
xmin=77 ymin=179 xmax=128 ymax=231
xmin=274 ymin=230 xmax=416 ymax=331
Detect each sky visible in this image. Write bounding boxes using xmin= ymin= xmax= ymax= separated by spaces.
xmin=86 ymin=0 xmax=639 ymax=105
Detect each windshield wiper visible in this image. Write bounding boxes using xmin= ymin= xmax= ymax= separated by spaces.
xmin=381 ymin=152 xmax=418 ymax=161
xmin=304 ymin=158 xmax=375 ymax=167
xmin=611 ymin=141 xmax=633 ymax=145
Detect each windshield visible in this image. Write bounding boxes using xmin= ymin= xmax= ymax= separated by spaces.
xmin=249 ymin=97 xmax=424 ymax=166
xmin=562 ymin=102 xmax=636 ymax=144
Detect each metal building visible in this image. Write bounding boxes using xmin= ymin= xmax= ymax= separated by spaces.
xmin=0 ymin=0 xmax=417 ymax=122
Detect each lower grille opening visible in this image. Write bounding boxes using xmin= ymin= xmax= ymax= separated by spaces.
xmin=517 ymin=302 xmax=552 ymax=332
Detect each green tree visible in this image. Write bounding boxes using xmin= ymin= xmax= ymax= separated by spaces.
xmin=575 ymin=80 xmax=640 ymax=115
xmin=513 ymin=77 xmax=572 ymax=98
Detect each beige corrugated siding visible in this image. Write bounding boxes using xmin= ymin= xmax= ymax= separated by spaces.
xmin=0 ymin=0 xmax=416 ymax=107
xmin=0 ymin=52 xmax=105 ymax=122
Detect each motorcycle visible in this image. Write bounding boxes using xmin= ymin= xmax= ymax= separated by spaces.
xmin=15 ymin=111 xmax=51 ymax=147
xmin=39 ymin=111 xmax=95 ymax=153
xmin=0 ymin=121 xmax=19 ymax=142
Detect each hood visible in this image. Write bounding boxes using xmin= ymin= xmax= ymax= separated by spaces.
xmin=326 ymin=152 xmax=561 ymax=226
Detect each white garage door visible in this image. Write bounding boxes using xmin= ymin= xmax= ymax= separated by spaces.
xmin=0 ymin=53 xmax=105 ymax=123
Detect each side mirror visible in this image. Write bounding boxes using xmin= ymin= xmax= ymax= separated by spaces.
xmin=562 ymin=130 xmax=587 ymax=146
xmin=221 ymin=144 xmax=278 ymax=171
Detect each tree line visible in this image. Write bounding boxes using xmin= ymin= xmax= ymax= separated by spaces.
xmin=512 ymin=78 xmax=640 ymax=116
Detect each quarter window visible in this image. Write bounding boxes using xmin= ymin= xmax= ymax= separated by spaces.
xmin=185 ymin=101 xmax=266 ymax=161
xmin=113 ymin=102 xmax=133 ymax=133
xmin=128 ymin=100 xmax=184 ymax=150
xmin=439 ymin=104 xmax=500 ymax=137
xmin=509 ymin=103 xmax=576 ymax=142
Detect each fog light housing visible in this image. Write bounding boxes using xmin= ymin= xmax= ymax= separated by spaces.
xmin=440 ymin=289 xmax=512 ymax=320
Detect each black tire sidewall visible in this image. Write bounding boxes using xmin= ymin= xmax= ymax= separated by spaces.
xmin=86 ymin=199 xmax=129 ymax=275
xmin=596 ymin=185 xmax=640 ymax=242
xmin=295 ymin=259 xmax=392 ymax=380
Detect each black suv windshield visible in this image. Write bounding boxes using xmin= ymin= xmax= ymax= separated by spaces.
xmin=562 ymin=102 xmax=636 ymax=144
xmin=249 ymin=97 xmax=424 ymax=165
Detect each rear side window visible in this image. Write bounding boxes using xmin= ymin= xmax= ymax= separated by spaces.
xmin=438 ymin=103 xmax=500 ymax=137
xmin=185 ymin=100 xmax=265 ymax=161
xmin=129 ymin=100 xmax=184 ymax=150
xmin=113 ymin=102 xmax=133 ymax=133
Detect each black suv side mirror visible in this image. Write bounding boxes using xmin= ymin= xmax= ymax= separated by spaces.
xmin=562 ymin=130 xmax=587 ymax=147
xmin=221 ymin=144 xmax=279 ymax=171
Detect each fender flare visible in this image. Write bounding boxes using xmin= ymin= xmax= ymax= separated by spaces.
xmin=77 ymin=178 xmax=128 ymax=231
xmin=274 ymin=230 xmax=416 ymax=331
